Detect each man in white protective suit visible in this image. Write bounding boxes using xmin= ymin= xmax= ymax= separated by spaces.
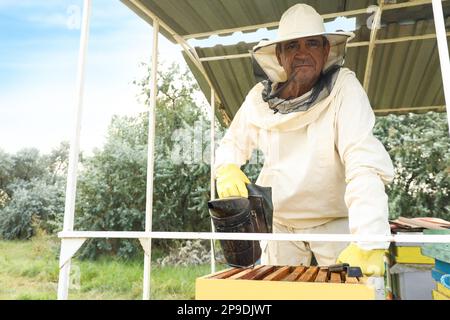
xmin=214 ymin=3 xmax=394 ymax=276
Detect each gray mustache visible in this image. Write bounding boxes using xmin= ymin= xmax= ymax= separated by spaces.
xmin=292 ymin=59 xmax=314 ymax=67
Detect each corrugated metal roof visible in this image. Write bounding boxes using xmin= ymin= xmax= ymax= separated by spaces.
xmin=122 ymin=0 xmax=378 ymax=41
xmin=367 ymin=19 xmax=448 ymax=113
xmin=122 ymin=0 xmax=450 ymax=124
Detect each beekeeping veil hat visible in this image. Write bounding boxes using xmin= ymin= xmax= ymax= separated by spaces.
xmin=252 ymin=3 xmax=355 ymax=83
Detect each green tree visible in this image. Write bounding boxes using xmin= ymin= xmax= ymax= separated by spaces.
xmin=75 ymin=63 xmax=220 ymax=259
xmin=75 ymin=115 xmax=148 ymax=258
xmin=0 ymin=178 xmax=65 ymax=239
xmin=0 ymin=144 xmax=69 ymax=239
xmin=46 ymin=141 xmax=70 ymax=183
xmin=11 ymin=148 xmax=47 ymax=183
xmin=0 ymin=149 xmax=14 ymax=193
xmin=374 ymin=112 xmax=450 ymax=220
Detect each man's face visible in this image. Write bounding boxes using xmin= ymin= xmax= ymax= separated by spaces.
xmin=276 ymin=36 xmax=330 ymax=86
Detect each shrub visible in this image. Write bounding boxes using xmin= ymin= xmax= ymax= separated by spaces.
xmin=0 ymin=179 xmax=65 ymax=239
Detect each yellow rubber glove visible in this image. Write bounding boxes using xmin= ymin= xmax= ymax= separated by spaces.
xmin=216 ymin=164 xmax=250 ymax=198
xmin=337 ymin=243 xmax=386 ymax=277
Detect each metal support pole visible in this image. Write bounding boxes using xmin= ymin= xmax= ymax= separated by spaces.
xmin=432 ymin=0 xmax=450 ymax=134
xmin=142 ymin=18 xmax=159 ymax=301
xmin=209 ymin=88 xmax=216 ymax=274
xmin=57 ymin=0 xmax=91 ymax=300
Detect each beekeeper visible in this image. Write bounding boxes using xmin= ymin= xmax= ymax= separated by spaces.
xmin=214 ymin=4 xmax=394 ymax=276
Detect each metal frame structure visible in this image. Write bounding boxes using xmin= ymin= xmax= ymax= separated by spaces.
xmin=57 ymin=0 xmax=92 ymax=299
xmin=57 ymin=0 xmax=450 ymax=300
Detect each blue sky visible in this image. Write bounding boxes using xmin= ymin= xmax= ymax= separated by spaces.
xmin=0 ymin=0 xmax=184 ymax=154
xmin=0 ymin=1 xmax=355 ymax=155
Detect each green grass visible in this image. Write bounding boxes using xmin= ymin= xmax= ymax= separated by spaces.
xmin=0 ymin=237 xmax=223 ymax=300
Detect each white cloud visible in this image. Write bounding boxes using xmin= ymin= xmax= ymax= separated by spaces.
xmin=24 ymin=12 xmax=69 ymax=28
xmin=0 ymin=0 xmax=81 ymax=29
xmin=0 ymin=84 xmax=74 ymax=154
xmin=0 ymin=0 xmax=66 ymax=9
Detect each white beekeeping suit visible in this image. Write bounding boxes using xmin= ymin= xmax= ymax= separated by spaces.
xmin=216 ymin=68 xmax=394 ymax=259
xmin=214 ymin=4 xmax=394 ymax=273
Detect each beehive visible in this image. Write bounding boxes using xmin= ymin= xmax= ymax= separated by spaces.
xmin=196 ymin=265 xmax=376 ymax=300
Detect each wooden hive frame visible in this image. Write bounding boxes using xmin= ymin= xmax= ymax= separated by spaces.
xmin=196 ymin=265 xmax=376 ymax=300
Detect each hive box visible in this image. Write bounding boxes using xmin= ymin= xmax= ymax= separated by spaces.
xmin=390 ymin=264 xmax=435 ymax=300
xmin=196 ymin=266 xmax=376 ymax=300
